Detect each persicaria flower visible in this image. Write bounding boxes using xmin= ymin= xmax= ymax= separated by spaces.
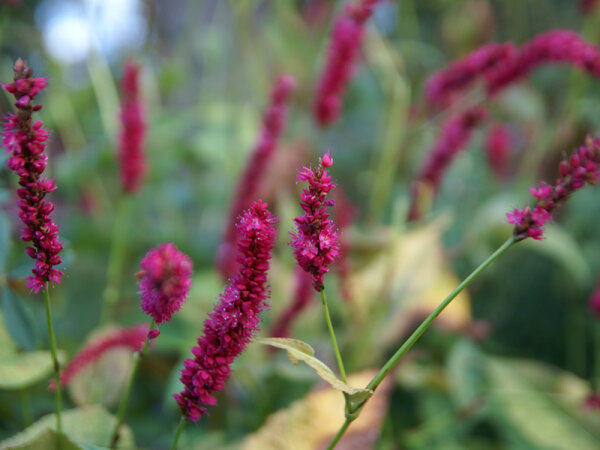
xmin=507 ymin=137 xmax=600 ymax=241
xmin=50 ymin=324 xmax=147 ymax=389
xmin=2 ymin=59 xmax=63 ymax=293
xmin=174 ymin=200 xmax=277 ymax=422
xmin=138 ymin=242 xmax=193 ymax=324
xmin=408 ymin=107 xmax=487 ymax=221
xmin=118 ymin=60 xmax=146 ymax=194
xmin=485 ymin=123 xmax=513 ymax=179
xmin=589 ymin=279 xmax=600 ymax=318
xmin=290 ymin=151 xmax=340 ymax=291
xmin=216 ymin=74 xmax=296 ymax=279
xmin=313 ymin=0 xmax=380 ymax=127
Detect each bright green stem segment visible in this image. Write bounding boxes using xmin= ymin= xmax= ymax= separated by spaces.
xmin=170 ymin=416 xmax=187 ymax=450
xmin=320 ymin=289 xmax=347 ymax=384
xmin=326 ymin=236 xmax=516 ymax=449
xmin=110 ymin=318 xmax=156 ymax=448
xmin=101 ymin=195 xmax=132 ymax=324
xmin=43 ymin=285 xmax=62 ymax=435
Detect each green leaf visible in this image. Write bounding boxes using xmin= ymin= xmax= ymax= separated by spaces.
xmin=446 ymin=339 xmax=487 ymax=408
xmin=1 ymin=287 xmax=36 ymax=351
xmin=255 ymin=337 xmax=372 ymax=402
xmin=0 ymin=311 xmax=18 ymax=358
xmin=0 ymin=406 xmax=135 ymax=449
xmin=0 ymin=350 xmax=65 ymax=390
xmin=0 ymin=427 xmax=81 ymax=450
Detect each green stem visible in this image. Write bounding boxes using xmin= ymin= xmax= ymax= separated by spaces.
xmin=595 ymin=321 xmax=600 ymax=391
xmin=327 ymin=418 xmax=351 ymax=450
xmin=170 ymin=416 xmax=187 ymax=450
xmin=101 ymin=195 xmax=132 ymax=324
xmin=320 ymin=289 xmax=347 ymax=384
xmin=43 ymin=285 xmax=62 ymax=435
xmin=326 ymin=236 xmax=516 ymax=448
xmin=109 ymin=318 xmax=156 ymax=448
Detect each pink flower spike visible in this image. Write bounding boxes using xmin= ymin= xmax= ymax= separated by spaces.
xmin=2 ymin=59 xmax=63 ymax=292
xmin=139 ymin=243 xmax=193 ymax=324
xmin=174 ymin=200 xmax=277 ymax=422
xmin=49 ymin=324 xmax=148 ymax=389
xmin=290 ymin=153 xmax=340 ymax=292
xmin=322 ymin=151 xmax=333 ymax=168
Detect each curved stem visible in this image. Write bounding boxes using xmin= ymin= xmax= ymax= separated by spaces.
xmin=327 ymin=236 xmax=516 ymax=448
xmin=101 ymin=195 xmax=132 ymax=324
xmin=43 ymin=285 xmax=62 ymax=435
xmin=170 ymin=416 xmax=187 ymax=450
xmin=110 ymin=318 xmax=156 ymax=448
xmin=320 ymin=289 xmax=347 ymax=384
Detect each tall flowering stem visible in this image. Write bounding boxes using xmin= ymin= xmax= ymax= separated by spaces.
xmin=174 ymin=200 xmax=276 ymax=424
xmin=216 ymin=75 xmax=295 ymax=279
xmin=327 ymin=236 xmax=517 ymax=448
xmin=102 ymin=60 xmax=147 ymax=322
xmin=313 ymin=0 xmax=380 ymax=127
xmin=408 ymin=107 xmax=487 ymax=221
xmin=3 ymin=59 xmax=64 ymax=433
xmin=507 ymin=137 xmax=600 ymax=241
xmin=290 ymin=152 xmax=346 ymax=381
xmin=111 ymin=243 xmax=192 ymax=447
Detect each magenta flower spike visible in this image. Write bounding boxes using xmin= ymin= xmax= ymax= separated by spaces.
xmin=2 ymin=59 xmax=63 ymax=293
xmin=138 ymin=243 xmax=193 ymax=324
xmin=174 ymin=200 xmax=277 ymax=422
xmin=118 ymin=60 xmax=146 ymax=194
xmin=507 ymin=137 xmax=600 ymax=241
xmin=290 ymin=151 xmax=340 ymax=292
xmin=408 ymin=107 xmax=487 ymax=221
xmin=485 ymin=123 xmax=513 ymax=179
xmin=313 ymin=0 xmax=380 ymax=127
xmin=50 ymin=324 xmax=147 ymax=389
xmin=216 ymin=74 xmax=296 ymax=279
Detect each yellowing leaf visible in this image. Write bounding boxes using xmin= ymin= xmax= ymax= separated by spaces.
xmin=255 ymin=338 xmax=372 ymax=401
xmin=242 ymin=370 xmax=391 ymax=450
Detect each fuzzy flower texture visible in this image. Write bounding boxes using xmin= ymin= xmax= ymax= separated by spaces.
xmin=118 ymin=60 xmax=146 ymax=194
xmin=175 ymin=200 xmax=277 ymax=422
xmin=2 ymin=59 xmax=63 ymax=293
xmin=291 ymin=152 xmax=339 ymax=291
xmin=139 ymin=243 xmax=192 ymax=324
xmin=507 ymin=137 xmax=600 ymax=241
xmin=50 ymin=324 xmax=147 ymax=389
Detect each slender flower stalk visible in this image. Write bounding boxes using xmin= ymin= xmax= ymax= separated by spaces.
xmin=174 ymin=200 xmax=276 ymax=423
xmin=408 ymin=107 xmax=487 ymax=221
xmin=507 ymin=136 xmax=600 ymax=241
xmin=216 ymin=75 xmax=296 ymax=279
xmin=313 ymin=0 xmax=380 ymax=127
xmin=3 ymin=59 xmax=64 ymax=433
xmin=327 ymin=236 xmax=517 ymax=448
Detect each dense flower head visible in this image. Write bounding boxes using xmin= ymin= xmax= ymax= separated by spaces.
xmin=175 ymin=200 xmax=277 ymax=422
xmin=507 ymin=137 xmax=600 ymax=241
xmin=485 ymin=123 xmax=513 ymax=179
xmin=408 ymin=107 xmax=487 ymax=221
xmin=313 ymin=0 xmax=380 ymax=127
xmin=426 ymin=43 xmax=517 ymax=108
xmin=50 ymin=324 xmax=147 ymax=389
xmin=216 ymin=74 xmax=296 ymax=279
xmin=487 ymin=30 xmax=600 ymax=95
xmin=269 ymin=267 xmax=314 ymax=339
xmin=118 ymin=59 xmax=146 ymax=194
xmin=290 ymin=152 xmax=340 ymax=291
xmin=139 ymin=242 xmax=193 ymax=324
xmin=589 ymin=279 xmax=600 ymax=318
xmin=2 ymin=59 xmax=63 ymax=293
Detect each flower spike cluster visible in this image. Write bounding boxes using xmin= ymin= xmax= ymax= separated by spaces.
xmin=138 ymin=242 xmax=193 ymax=324
xmin=408 ymin=107 xmax=487 ymax=221
xmin=290 ymin=151 xmax=340 ymax=291
xmin=175 ymin=200 xmax=277 ymax=422
xmin=507 ymin=137 xmax=600 ymax=241
xmin=118 ymin=60 xmax=146 ymax=194
xmin=2 ymin=59 xmax=63 ymax=293
xmin=313 ymin=0 xmax=380 ymax=127
xmin=217 ymin=74 xmax=296 ymax=279
xmin=50 ymin=324 xmax=147 ymax=389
